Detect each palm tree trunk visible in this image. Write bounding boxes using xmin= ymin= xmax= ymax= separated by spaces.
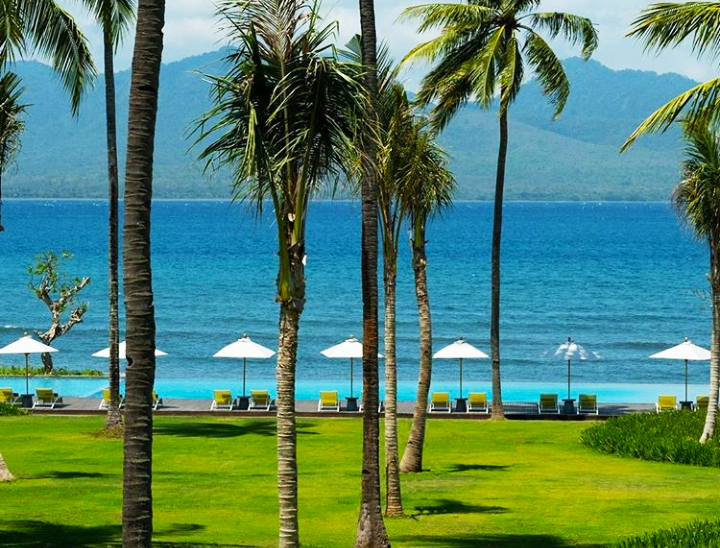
xmin=103 ymin=28 xmax=122 ymax=431
xmin=0 ymin=169 xmax=4 ymax=232
xmin=277 ymin=302 xmax=300 ymax=548
xmin=490 ymin=109 xmax=508 ymax=419
xmin=121 ymin=1 xmax=165 ymax=547
xmin=701 ymin=242 xmax=720 ymax=443
xmin=0 ymin=452 xmax=13 ymax=481
xmin=400 ymin=237 xmax=432 ymax=473
xmin=384 ymin=262 xmax=403 ymax=516
xmin=355 ymin=1 xmax=389 ymax=545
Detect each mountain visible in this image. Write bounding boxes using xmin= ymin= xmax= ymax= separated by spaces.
xmin=2 ymin=53 xmax=695 ymax=200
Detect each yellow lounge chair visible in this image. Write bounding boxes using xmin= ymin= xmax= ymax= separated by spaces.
xmin=0 ymin=387 xmax=20 ymax=406
xmin=467 ymin=392 xmax=489 ymax=413
xmin=538 ymin=393 xmax=559 ymax=414
xmin=249 ymin=390 xmax=272 ymax=411
xmin=696 ymin=395 xmax=710 ymax=412
xmin=430 ymin=392 xmax=451 ymax=413
xmin=318 ymin=391 xmax=340 ymax=411
xmin=210 ymin=390 xmax=234 ymax=411
xmin=152 ymin=390 xmax=163 ymax=410
xmin=656 ymin=395 xmax=677 ymax=412
xmin=33 ymin=388 xmax=63 ymax=409
xmin=577 ymin=394 xmax=598 ymax=415
xmin=98 ymin=388 xmax=125 ymax=410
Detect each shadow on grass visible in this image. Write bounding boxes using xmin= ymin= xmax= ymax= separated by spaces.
xmin=155 ymin=523 xmax=206 ymax=536
xmin=391 ymin=533 xmax=605 ymax=548
xmin=0 ymin=519 xmax=120 ymax=547
xmin=31 ymin=471 xmax=117 ymax=480
xmin=447 ymin=464 xmax=511 ymax=473
xmin=413 ymin=499 xmax=508 ymax=516
xmin=153 ymin=420 xmax=319 ymax=439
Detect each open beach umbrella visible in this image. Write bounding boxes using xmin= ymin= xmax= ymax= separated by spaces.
xmin=433 ymin=338 xmax=488 ymax=399
xmin=0 ymin=334 xmax=58 ymax=394
xmin=650 ymin=338 xmax=710 ymax=402
xmin=214 ymin=335 xmax=275 ymax=396
xmin=544 ymin=337 xmax=600 ymax=400
xmin=92 ymin=341 xmax=168 ymax=360
xmin=321 ymin=336 xmax=382 ymax=398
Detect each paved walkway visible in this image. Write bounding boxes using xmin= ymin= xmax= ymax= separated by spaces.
xmin=25 ymin=397 xmax=655 ymax=419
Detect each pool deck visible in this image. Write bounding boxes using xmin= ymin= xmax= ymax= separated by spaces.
xmin=25 ymin=397 xmax=656 ymax=419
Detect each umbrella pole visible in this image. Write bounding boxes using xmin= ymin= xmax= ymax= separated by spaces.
xmin=459 ymin=358 xmax=463 ymax=399
xmin=567 ymin=359 xmax=571 ymax=400
xmin=25 ymin=353 xmax=29 ymax=395
xmin=350 ymin=357 xmax=354 ymax=398
xmin=243 ymin=357 xmax=247 ymax=397
xmin=685 ymin=359 xmax=688 ymax=403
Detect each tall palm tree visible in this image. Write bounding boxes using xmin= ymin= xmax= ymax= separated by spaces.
xmin=80 ymin=0 xmax=136 ymax=431
xmin=121 ymin=0 xmax=165 ymax=545
xmin=195 ymin=2 xmax=365 ymax=546
xmin=0 ymin=0 xmax=95 ymax=228
xmin=624 ymin=2 xmax=720 ymax=145
xmin=356 ymin=0 xmax=391 ymax=545
xmin=401 ymin=0 xmax=598 ymax=418
xmin=399 ymin=123 xmax=456 ymax=473
xmin=0 ymin=72 xmax=26 ymax=234
xmin=672 ymin=120 xmax=720 ymax=443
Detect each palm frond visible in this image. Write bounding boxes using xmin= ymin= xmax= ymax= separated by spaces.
xmin=523 ymin=31 xmax=568 ymax=117
xmin=498 ymin=35 xmax=523 ymax=112
xmin=399 ymin=3 xmax=494 ymax=35
xmin=79 ymin=0 xmax=136 ymax=49
xmin=0 ymin=0 xmax=25 ymax=65
xmin=528 ymin=12 xmax=598 ymax=59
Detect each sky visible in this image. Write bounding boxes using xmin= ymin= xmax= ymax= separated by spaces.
xmin=62 ymin=0 xmax=718 ymax=90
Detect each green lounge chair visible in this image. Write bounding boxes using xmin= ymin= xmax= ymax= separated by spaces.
xmin=696 ymin=395 xmax=710 ymax=412
xmin=99 ymin=388 xmax=125 ymax=410
xmin=152 ymin=390 xmax=163 ymax=410
xmin=577 ymin=394 xmax=598 ymax=415
xmin=656 ymin=395 xmax=677 ymax=412
xmin=33 ymin=388 xmax=63 ymax=409
xmin=467 ymin=392 xmax=489 ymax=413
xmin=249 ymin=390 xmax=273 ymax=411
xmin=429 ymin=392 xmax=451 ymax=413
xmin=210 ymin=390 xmax=234 ymax=411
xmin=0 ymin=387 xmax=20 ymax=406
xmin=538 ymin=393 xmax=559 ymax=414
xmin=318 ymin=391 xmax=339 ymax=411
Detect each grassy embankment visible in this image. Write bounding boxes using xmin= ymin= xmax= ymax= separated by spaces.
xmin=1 ymin=416 xmax=719 ymax=547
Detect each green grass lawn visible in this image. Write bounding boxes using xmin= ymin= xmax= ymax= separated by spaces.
xmin=2 ymin=416 xmax=720 ymax=547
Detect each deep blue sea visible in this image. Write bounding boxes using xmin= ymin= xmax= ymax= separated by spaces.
xmin=0 ymin=200 xmax=711 ymax=402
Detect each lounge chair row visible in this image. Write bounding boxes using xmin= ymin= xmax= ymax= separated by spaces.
xmin=428 ymin=392 xmax=601 ymax=414
xmin=98 ymin=389 xmax=163 ymax=410
xmin=0 ymin=387 xmax=64 ymax=409
xmin=210 ymin=390 xmax=273 ymax=411
xmin=656 ymin=395 xmax=712 ymax=412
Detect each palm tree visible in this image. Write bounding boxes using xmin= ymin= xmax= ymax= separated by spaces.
xmin=195 ymin=2 xmax=365 ymax=546
xmin=121 ymin=0 xmax=165 ymax=545
xmin=0 ymin=0 xmax=95 ymax=229
xmin=672 ymin=119 xmax=720 ymax=443
xmin=0 ymin=72 xmax=27 ymax=234
xmin=355 ymin=1 xmax=391 ymax=545
xmin=624 ymin=2 xmax=720 ymax=145
xmin=399 ymin=123 xmax=456 ymax=473
xmin=80 ymin=0 xmax=136 ymax=431
xmin=401 ymin=0 xmax=598 ymax=418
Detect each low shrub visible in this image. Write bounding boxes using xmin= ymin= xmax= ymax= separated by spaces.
xmin=614 ymin=519 xmax=720 ymax=548
xmin=0 ymin=366 xmax=103 ymax=377
xmin=580 ymin=411 xmax=720 ymax=466
xmin=0 ymin=403 xmax=27 ymax=416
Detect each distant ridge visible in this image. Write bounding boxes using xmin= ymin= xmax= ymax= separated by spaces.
xmin=4 ymin=52 xmax=692 ymax=200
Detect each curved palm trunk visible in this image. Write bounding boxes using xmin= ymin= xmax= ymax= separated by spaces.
xmin=103 ymin=28 xmax=122 ymax=431
xmin=121 ymin=1 xmax=165 ymax=547
xmin=490 ymin=110 xmax=507 ymax=419
xmin=383 ymin=263 xmax=403 ymax=516
xmin=356 ymin=0 xmax=389 ymax=546
xmin=701 ymin=242 xmax=720 ymax=443
xmin=400 ymin=237 xmax=432 ymax=473
xmin=0 ymin=452 xmax=13 ymax=481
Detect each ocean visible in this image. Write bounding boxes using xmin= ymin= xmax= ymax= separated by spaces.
xmin=0 ymin=200 xmax=711 ymax=402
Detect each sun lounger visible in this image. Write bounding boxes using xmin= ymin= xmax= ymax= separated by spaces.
xmin=429 ymin=392 xmax=451 ymax=412
xmin=210 ymin=390 xmax=234 ymax=411
xmin=249 ymin=390 xmax=273 ymax=410
xmin=538 ymin=393 xmax=559 ymax=414
xmin=33 ymin=388 xmax=63 ymax=409
xmin=656 ymin=395 xmax=677 ymax=412
xmin=152 ymin=390 xmax=163 ymax=410
xmin=318 ymin=391 xmax=340 ymax=411
xmin=696 ymin=395 xmax=710 ymax=412
xmin=98 ymin=388 xmax=125 ymax=410
xmin=467 ymin=392 xmax=489 ymax=413
xmin=0 ymin=387 xmax=20 ymax=406
xmin=577 ymin=394 xmax=598 ymax=415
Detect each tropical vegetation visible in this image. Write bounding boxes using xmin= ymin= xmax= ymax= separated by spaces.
xmin=400 ymin=0 xmax=598 ymax=418
xmin=0 ymin=72 xmax=26 ymax=233
xmin=613 ymin=519 xmax=720 ymax=548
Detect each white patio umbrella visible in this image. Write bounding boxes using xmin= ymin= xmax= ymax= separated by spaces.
xmin=433 ymin=338 xmax=488 ymax=399
xmin=321 ymin=336 xmax=382 ymax=398
xmin=544 ymin=337 xmax=601 ymax=400
xmin=214 ymin=334 xmax=275 ymax=396
xmin=0 ymin=334 xmax=58 ymax=394
xmin=650 ymin=337 xmax=710 ymax=402
xmin=92 ymin=341 xmax=168 ymax=360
